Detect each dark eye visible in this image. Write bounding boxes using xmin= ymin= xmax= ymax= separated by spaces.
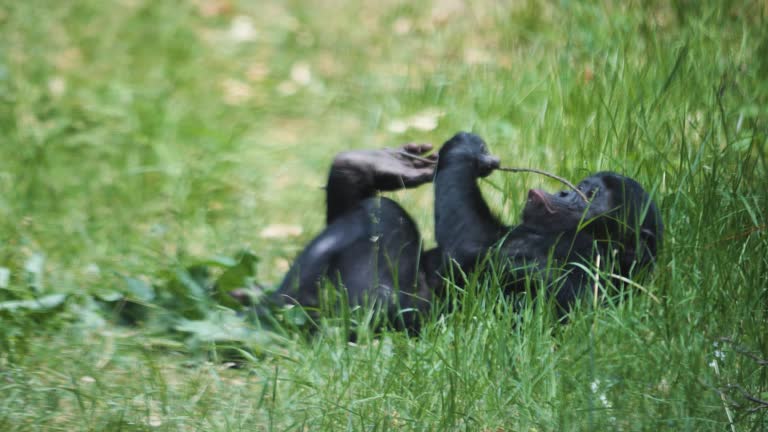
xmin=587 ymin=188 xmax=599 ymax=199
xmin=558 ymin=191 xmax=569 ymax=198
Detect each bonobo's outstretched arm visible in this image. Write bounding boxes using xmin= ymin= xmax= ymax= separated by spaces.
xmin=326 ymin=143 xmax=436 ymax=224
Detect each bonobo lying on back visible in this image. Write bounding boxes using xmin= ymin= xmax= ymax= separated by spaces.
xmin=271 ymin=132 xmax=663 ymax=329
xmin=434 ymin=132 xmax=663 ymax=309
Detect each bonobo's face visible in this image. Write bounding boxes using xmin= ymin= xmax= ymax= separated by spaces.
xmin=522 ymin=174 xmax=617 ymax=231
xmin=438 ymin=132 xmax=501 ymax=178
xmin=522 ymin=172 xmax=663 ymax=235
xmin=523 ymin=171 xmax=663 ymax=269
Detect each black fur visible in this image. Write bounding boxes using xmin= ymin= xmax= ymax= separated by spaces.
xmin=434 ymin=132 xmax=663 ymax=310
xmin=270 ymin=132 xmax=663 ymax=328
xmin=273 ymin=145 xmax=438 ymax=330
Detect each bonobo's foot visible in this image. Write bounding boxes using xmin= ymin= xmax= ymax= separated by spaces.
xmin=333 ymin=143 xmax=437 ymax=191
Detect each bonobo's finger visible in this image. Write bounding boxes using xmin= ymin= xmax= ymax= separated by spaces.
xmin=402 ymin=142 xmax=434 ymax=155
xmin=405 ymin=170 xmax=436 ymax=187
xmin=417 ymin=152 xmax=438 ymax=166
xmin=410 ymin=157 xmax=431 ymax=168
xmin=402 ymin=167 xmax=436 ymax=186
xmin=397 ymin=145 xmax=438 ymax=168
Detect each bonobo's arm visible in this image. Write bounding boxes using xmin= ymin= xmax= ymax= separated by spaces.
xmin=433 ymin=133 xmax=504 ymax=269
xmin=326 ymin=143 xmax=436 ymax=224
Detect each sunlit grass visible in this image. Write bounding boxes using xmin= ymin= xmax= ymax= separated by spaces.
xmin=1 ymin=0 xmax=766 ymax=430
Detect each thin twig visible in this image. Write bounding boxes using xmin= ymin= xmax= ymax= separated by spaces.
xmin=710 ymin=359 xmax=738 ymax=432
xmin=398 ymin=151 xmax=589 ymax=203
xmin=396 ymin=150 xmax=438 ymax=164
xmin=718 ymin=337 xmax=768 ymax=365
xmin=727 ymin=384 xmax=768 ymax=410
xmin=497 ymin=167 xmax=590 ymax=203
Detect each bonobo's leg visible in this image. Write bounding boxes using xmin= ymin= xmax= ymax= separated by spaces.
xmin=278 ymin=198 xmax=430 ymax=323
xmin=274 ymin=143 xmax=436 ymax=328
xmin=326 ymin=143 xmax=436 ymax=223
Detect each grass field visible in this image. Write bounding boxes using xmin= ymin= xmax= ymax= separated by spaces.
xmin=1 ymin=0 xmax=767 ymax=430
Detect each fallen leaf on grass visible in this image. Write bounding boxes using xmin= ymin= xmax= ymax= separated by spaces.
xmin=0 ymin=267 xmax=9 ymax=288
xmin=228 ymin=15 xmax=258 ymax=42
xmin=277 ymin=80 xmax=298 ymax=96
xmin=392 ymin=17 xmax=412 ymax=35
xmin=274 ymin=258 xmax=290 ymax=272
xmin=196 ymin=0 xmax=233 ymax=18
xmin=410 ymin=109 xmax=443 ymax=131
xmin=246 ymin=62 xmax=269 ymax=82
xmin=290 ymin=62 xmax=312 ymax=85
xmin=221 ymin=78 xmax=253 ymax=105
xmin=387 ymin=108 xmax=444 ymax=134
xmin=260 ymin=224 xmax=302 ymax=239
xmin=387 ymin=119 xmax=408 ymax=134
xmin=47 ymin=77 xmax=66 ymax=97
xmin=464 ymin=47 xmax=491 ymax=65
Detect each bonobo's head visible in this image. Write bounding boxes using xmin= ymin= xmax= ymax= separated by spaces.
xmin=437 ymin=132 xmax=500 ymax=178
xmin=523 ymin=171 xmax=663 ymax=272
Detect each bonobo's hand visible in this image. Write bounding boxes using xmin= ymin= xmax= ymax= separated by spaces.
xmin=437 ymin=132 xmax=500 ymax=178
xmin=333 ymin=143 xmax=437 ymax=191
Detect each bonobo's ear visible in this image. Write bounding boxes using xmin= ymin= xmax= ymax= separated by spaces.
xmin=641 ymin=227 xmax=656 ymax=239
xmin=600 ymin=173 xmax=623 ymax=192
xmin=618 ymin=227 xmax=658 ymax=274
xmin=640 ymin=227 xmax=658 ymax=257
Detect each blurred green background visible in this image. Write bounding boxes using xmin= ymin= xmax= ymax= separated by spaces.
xmin=1 ymin=0 xmax=766 ymax=430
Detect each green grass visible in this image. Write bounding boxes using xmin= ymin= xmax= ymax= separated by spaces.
xmin=1 ymin=0 xmax=767 ymax=430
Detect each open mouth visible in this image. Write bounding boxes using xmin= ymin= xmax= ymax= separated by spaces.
xmin=527 ymin=189 xmax=556 ymax=214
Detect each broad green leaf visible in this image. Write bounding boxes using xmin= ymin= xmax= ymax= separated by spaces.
xmin=195 ymin=255 xmax=238 ymax=268
xmin=282 ymin=305 xmax=308 ymax=327
xmin=0 ymin=293 xmax=67 ymax=313
xmin=24 ymin=253 xmax=45 ymax=293
xmin=213 ymin=250 xmax=260 ymax=308
xmin=175 ymin=311 xmax=270 ymax=345
xmin=0 ymin=267 xmax=9 ymax=288
xmin=176 ymin=266 xmax=209 ymax=298
xmin=96 ymin=291 xmax=124 ymax=302
xmin=123 ymin=276 xmax=155 ymax=302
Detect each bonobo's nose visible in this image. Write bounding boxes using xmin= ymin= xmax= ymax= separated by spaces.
xmin=485 ymin=155 xmax=501 ymax=169
xmin=490 ymin=156 xmax=501 ymax=168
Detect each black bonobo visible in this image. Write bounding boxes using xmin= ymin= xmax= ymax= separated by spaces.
xmin=433 ymin=132 xmax=663 ymax=310
xmin=273 ymin=143 xmax=441 ymax=329
xmin=272 ymin=132 xmax=663 ymax=328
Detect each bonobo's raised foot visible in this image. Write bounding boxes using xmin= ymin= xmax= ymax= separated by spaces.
xmin=326 ymin=143 xmax=437 ymax=224
xmin=332 ymin=143 xmax=437 ymax=191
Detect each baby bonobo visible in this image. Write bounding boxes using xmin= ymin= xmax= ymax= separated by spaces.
xmin=271 ymin=132 xmax=663 ymax=330
xmin=434 ymin=132 xmax=663 ymax=310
